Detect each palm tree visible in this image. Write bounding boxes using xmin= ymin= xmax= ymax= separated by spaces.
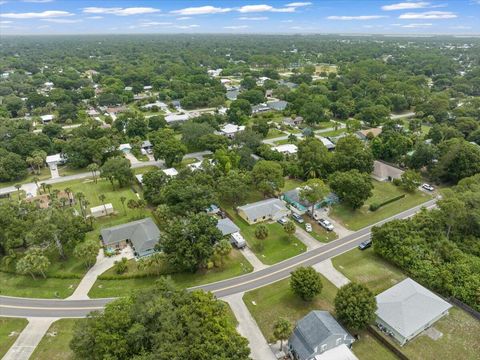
xmin=40 ymin=182 xmax=47 ymax=194
xmin=45 ymin=184 xmax=52 ymax=194
xmin=87 ymin=163 xmax=100 ymax=184
xmin=64 ymin=187 xmax=72 ymax=206
xmin=32 ymin=176 xmax=40 ymax=191
xmin=14 ymin=184 xmax=22 ymax=200
xmin=98 ymin=194 xmax=107 ymax=215
xmin=76 ymin=192 xmax=86 ymax=218
xmin=120 ymin=196 xmax=127 ymax=215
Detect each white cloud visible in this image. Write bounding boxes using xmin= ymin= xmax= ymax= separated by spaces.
xmin=138 ymin=21 xmax=172 ymax=27
xmin=171 ymin=6 xmax=231 ymax=16
xmin=0 ymin=20 xmax=12 ymax=24
xmin=282 ymin=19 xmax=294 ymax=23
xmin=327 ymin=15 xmax=388 ymax=20
xmin=177 ymin=17 xmax=192 ymax=20
xmin=382 ymin=2 xmax=430 ymax=11
xmin=238 ymin=16 xmax=268 ymax=20
xmin=86 ymin=16 xmax=103 ymax=20
xmin=41 ymin=18 xmax=82 ymax=23
xmin=285 ymin=2 xmax=312 ymax=6
xmin=175 ymin=24 xmax=200 ymax=29
xmin=399 ymin=11 xmax=456 ymax=19
xmin=401 ymin=22 xmax=433 ymax=27
xmin=238 ymin=4 xmax=296 ymax=13
xmin=0 ymin=1 xmax=8 ymax=5
xmin=450 ymin=25 xmax=472 ymax=29
xmin=1 ymin=10 xmax=73 ymax=19
xmin=82 ymin=7 xmax=160 ymax=16
xmin=224 ymin=25 xmax=249 ymax=29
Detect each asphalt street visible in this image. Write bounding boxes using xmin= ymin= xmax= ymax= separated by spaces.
xmin=0 ymin=199 xmax=436 ymax=318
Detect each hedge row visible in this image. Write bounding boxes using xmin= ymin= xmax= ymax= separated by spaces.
xmin=369 ymin=194 xmax=406 ymax=211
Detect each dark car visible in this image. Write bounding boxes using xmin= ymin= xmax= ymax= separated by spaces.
xmin=358 ymin=239 xmax=372 ymax=250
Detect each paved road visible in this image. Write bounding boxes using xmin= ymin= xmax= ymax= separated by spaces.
xmin=0 ymin=199 xmax=435 ymax=318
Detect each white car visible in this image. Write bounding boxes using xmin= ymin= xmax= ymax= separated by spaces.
xmin=305 ymin=223 xmax=312 ymax=232
xmin=422 ymin=183 xmax=434 ymax=192
xmin=277 ymin=217 xmax=288 ymax=225
xmin=318 ymin=218 xmax=334 ymax=231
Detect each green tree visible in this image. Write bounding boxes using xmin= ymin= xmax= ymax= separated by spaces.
xmin=334 ymin=135 xmax=374 ymax=174
xmin=100 ymin=157 xmax=133 ymax=189
xmin=284 ymin=221 xmax=296 ymax=241
xmin=299 ymin=178 xmax=329 ymax=215
xmin=251 ymin=160 xmax=284 ymax=197
xmin=142 ymin=169 xmax=168 ymax=205
xmin=300 ymin=102 xmax=327 ymax=125
xmin=74 ymin=240 xmax=99 ymax=268
xmin=297 ymin=138 xmax=331 ymax=179
xmin=217 ymin=171 xmax=251 ymax=206
xmin=213 ymin=239 xmax=232 ymax=267
xmin=290 ymin=266 xmax=323 ymax=301
xmin=273 ymin=318 xmax=292 ymax=350
xmin=227 ymin=99 xmax=252 ymax=124
xmin=401 ymin=170 xmax=421 ymax=192
xmin=16 ymin=248 xmax=50 ymax=280
xmin=329 ymin=170 xmax=373 ymax=209
xmin=255 ymin=224 xmax=269 ymax=240
xmin=120 ymin=196 xmax=127 ymax=215
xmin=151 ymin=129 xmax=187 ymax=167
xmin=87 ymin=163 xmax=100 ymax=184
xmin=334 ymin=282 xmax=377 ymax=330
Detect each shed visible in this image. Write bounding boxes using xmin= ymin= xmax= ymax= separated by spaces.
xmin=90 ymin=203 xmax=114 ymax=218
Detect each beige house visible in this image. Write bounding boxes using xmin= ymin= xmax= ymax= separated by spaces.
xmin=237 ymin=198 xmax=290 ymax=224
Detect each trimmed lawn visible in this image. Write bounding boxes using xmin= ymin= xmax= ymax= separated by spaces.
xmin=318 ymin=128 xmax=347 ymax=137
xmin=265 ymin=128 xmax=285 ymax=139
xmin=0 ymin=318 xmax=28 ymax=359
xmin=330 ymin=181 xmax=431 ymax=230
xmin=57 ymin=166 xmax=88 ymax=177
xmin=273 ymin=138 xmax=297 ymax=145
xmin=0 ymin=271 xmax=80 ymax=298
xmin=31 ymin=319 xmax=83 ymax=360
xmin=281 ymin=178 xmax=304 ymax=192
xmin=352 ymin=331 xmax=397 ymax=360
xmin=332 ymin=248 xmax=406 ymax=294
xmin=303 ymin=218 xmax=338 ymax=243
xmin=380 ymin=307 xmax=480 ymax=360
xmin=89 ymin=249 xmax=253 ymax=298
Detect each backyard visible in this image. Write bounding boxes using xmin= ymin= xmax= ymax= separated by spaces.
xmin=89 ymin=249 xmax=253 ymax=298
xmin=330 ymin=180 xmax=432 ymax=230
xmin=31 ymin=319 xmax=82 ymax=360
xmin=0 ymin=318 xmax=28 ymax=358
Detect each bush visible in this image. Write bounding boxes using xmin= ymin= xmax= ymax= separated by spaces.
xmin=369 ymin=194 xmax=405 ymax=212
xmin=369 ymin=203 xmax=380 ymax=211
xmin=392 ymin=178 xmax=402 ymax=186
xmin=114 ymin=257 xmax=128 ymax=275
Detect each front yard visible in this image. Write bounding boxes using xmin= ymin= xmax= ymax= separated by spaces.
xmin=330 ymin=180 xmax=432 ymax=230
xmin=0 ymin=318 xmax=29 ymax=358
xmin=31 ymin=319 xmax=82 ymax=360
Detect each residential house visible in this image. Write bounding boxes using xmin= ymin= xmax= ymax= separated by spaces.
xmin=372 ymin=160 xmax=404 ymax=182
xmin=45 ymin=153 xmax=66 ymax=169
xmin=273 ymin=144 xmax=298 ymax=155
xmin=118 ymin=143 xmax=132 ymax=153
xmin=142 ymin=101 xmax=168 ymax=111
xmin=90 ymin=203 xmax=114 ymax=218
xmin=356 ymin=128 xmax=382 ymax=141
xmin=143 ymin=85 xmax=153 ymax=91
xmin=219 ymin=123 xmax=245 ymax=138
xmin=207 ymin=68 xmax=222 ymax=77
xmin=216 ymin=217 xmax=240 ymax=236
xmin=288 ymin=311 xmax=355 ymax=360
xmin=267 ymin=100 xmax=288 ymax=112
xmin=171 ymin=100 xmax=182 ymax=110
xmin=252 ymin=103 xmax=270 ymax=114
xmin=318 ymin=136 xmax=335 ymax=151
xmin=100 ymin=218 xmax=161 ymax=259
xmin=237 ymin=198 xmax=290 ymax=224
xmin=375 ymin=278 xmax=452 ymax=346
xmin=283 ymin=116 xmax=303 ymax=127
xmin=162 ymin=168 xmax=179 ymax=177
xmin=40 ymin=114 xmax=54 ymax=124
xmin=226 ymin=89 xmax=240 ymax=101
xmin=141 ymin=140 xmax=153 ymax=154
xmin=165 ymin=113 xmax=189 ymax=124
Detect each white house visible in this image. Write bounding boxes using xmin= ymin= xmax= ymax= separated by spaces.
xmin=273 ymin=144 xmax=298 ymax=155
xmin=118 ymin=143 xmax=132 ymax=153
xmin=219 ymin=123 xmax=245 ymax=138
xmin=40 ymin=114 xmax=54 ymax=124
xmin=165 ymin=113 xmax=189 ymax=124
xmin=237 ymin=198 xmax=290 ymax=224
xmin=318 ymin=136 xmax=335 ymax=151
xmin=162 ymin=168 xmax=179 ymax=177
xmin=142 ymin=101 xmax=168 ymax=111
xmin=90 ymin=203 xmax=114 ymax=218
xmin=45 ymin=153 xmax=65 ymax=170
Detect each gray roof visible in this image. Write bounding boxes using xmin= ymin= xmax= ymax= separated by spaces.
xmin=289 ymin=311 xmax=354 ymax=360
xmin=141 ymin=140 xmax=152 ymax=148
xmin=372 ymin=160 xmax=404 ymax=181
xmin=375 ymin=278 xmax=452 ymax=339
xmin=267 ymin=100 xmax=288 ymax=111
xmin=100 ymin=218 xmax=160 ymax=255
xmin=238 ymin=198 xmax=288 ymax=220
xmin=226 ymin=90 xmax=239 ymax=100
xmin=216 ymin=218 xmax=240 ymax=236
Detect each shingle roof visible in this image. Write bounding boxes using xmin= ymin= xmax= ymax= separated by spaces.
xmin=100 ymin=218 xmax=160 ymax=254
xmin=216 ymin=218 xmax=240 ymax=236
xmin=290 ymin=311 xmax=353 ymax=360
xmin=237 ymin=198 xmax=287 ymax=220
xmin=375 ymin=278 xmax=452 ymax=339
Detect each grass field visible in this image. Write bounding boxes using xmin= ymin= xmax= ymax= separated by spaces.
xmin=281 ymin=178 xmax=304 ymax=192
xmin=89 ymin=249 xmax=253 ymax=298
xmin=0 ymin=167 xmax=51 ymax=188
xmin=332 ymin=248 xmax=406 ymax=294
xmin=243 ymin=277 xmax=395 ymax=360
xmin=330 ymin=181 xmax=431 ymax=230
xmin=31 ymin=319 xmax=82 ymax=360
xmin=265 ymin=128 xmax=285 ymax=139
xmin=318 ymin=128 xmax=347 ymax=137
xmin=0 ymin=318 xmax=29 ymax=358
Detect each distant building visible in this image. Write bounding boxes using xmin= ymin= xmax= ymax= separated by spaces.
xmin=273 ymin=144 xmax=298 ymax=155
xmin=237 ymin=198 xmax=290 ymax=224
xmin=165 ymin=113 xmax=189 ymax=123
xmin=356 ymin=128 xmax=382 ymax=140
xmin=226 ymin=90 xmax=240 ymax=101
xmin=283 ymin=116 xmax=303 ymax=127
xmin=372 ymin=160 xmax=404 ymax=182
xmin=252 ymin=103 xmax=270 ymax=114
xmin=267 ymin=100 xmax=288 ymax=111
xmin=142 ymin=101 xmax=168 ymax=111
xmin=118 ymin=143 xmax=132 ymax=153
xmin=219 ymin=123 xmax=245 ymax=138
xmin=288 ymin=311 xmax=355 ymax=360
xmin=318 ymin=136 xmax=335 ymax=151
xmin=375 ymin=278 xmax=452 ymax=346
xmin=40 ymin=114 xmax=54 ymax=124
xmin=162 ymin=168 xmax=179 ymax=177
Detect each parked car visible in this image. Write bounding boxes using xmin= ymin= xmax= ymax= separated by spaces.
xmin=292 ymin=213 xmax=304 ymax=224
xmin=422 ymin=183 xmax=434 ymax=191
xmin=305 ymin=223 xmax=312 ymax=232
xmin=277 ymin=217 xmax=288 ymax=225
xmin=358 ymin=239 xmax=372 ymax=250
xmin=318 ymin=218 xmax=334 ymax=231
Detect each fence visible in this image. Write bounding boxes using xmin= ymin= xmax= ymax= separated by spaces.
xmin=367 ymin=326 xmax=409 ymax=360
xmin=449 ymin=297 xmax=480 ymax=320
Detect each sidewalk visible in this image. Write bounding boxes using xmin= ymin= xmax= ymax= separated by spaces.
xmin=67 ymin=248 xmax=134 ymax=300
xmin=2 ymin=317 xmax=58 ymax=360
xmin=240 ymin=247 xmax=268 ymax=271
xmin=223 ymin=293 xmax=276 ymax=360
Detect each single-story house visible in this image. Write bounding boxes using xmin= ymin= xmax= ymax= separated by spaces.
xmin=375 ymin=278 xmax=452 ymax=346
xmin=356 ymin=128 xmax=382 ymax=140
xmin=87 ymin=109 xmax=99 ymax=116
xmin=219 ymin=123 xmax=245 ymax=138
xmin=283 ymin=116 xmax=303 ymax=127
xmin=237 ymin=198 xmax=290 ymax=224
xmin=318 ymin=136 xmax=335 ymax=151
xmin=45 ymin=153 xmax=66 ymax=169
xmin=90 ymin=203 xmax=114 ymax=218
xmin=141 ymin=140 xmax=153 ymax=153
xmin=143 ymin=85 xmax=153 ymax=91
xmin=162 ymin=168 xmax=178 ymax=177
xmin=252 ymin=103 xmax=271 ymax=114
xmin=216 ymin=217 xmax=240 ymax=236
xmin=314 ymin=344 xmax=358 ymax=360
xmin=118 ymin=143 xmax=132 ymax=153
xmin=100 ymin=218 xmax=161 ymax=259
xmin=273 ymin=144 xmax=298 ymax=155
xmin=226 ymin=90 xmax=239 ymax=101
xmin=372 ymin=160 xmax=404 ymax=182
xmin=288 ymin=311 xmax=355 ymax=360
xmin=267 ymin=100 xmax=288 ymax=111
xmin=171 ymin=100 xmax=182 ymax=109
xmin=207 ymin=68 xmax=222 ymax=77
xmin=106 ymin=106 xmax=127 ymax=116
xmin=277 ymin=80 xmax=298 ymax=89
xmin=142 ymin=101 xmax=168 ymax=111
xmin=165 ymin=113 xmax=189 ymax=123
xmin=40 ymin=114 xmax=54 ymax=124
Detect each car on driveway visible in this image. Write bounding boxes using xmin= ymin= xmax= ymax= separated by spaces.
xmin=277 ymin=217 xmax=288 ymax=225
xmin=292 ymin=213 xmax=304 ymax=224
xmin=318 ymin=218 xmax=334 ymax=231
xmin=358 ymin=239 xmax=372 ymax=250
xmin=422 ymin=183 xmax=435 ymax=191
xmin=305 ymin=223 xmax=312 ymax=232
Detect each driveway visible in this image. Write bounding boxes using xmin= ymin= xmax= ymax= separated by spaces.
xmin=312 ymin=259 xmax=350 ymax=288
xmin=223 ymin=293 xmax=276 ymax=360
xmin=124 ymin=152 xmax=140 ymax=165
xmin=314 ymin=207 xmax=353 ymax=238
xmin=295 ymin=225 xmax=322 ymax=250
xmin=240 ymin=247 xmax=268 ymax=271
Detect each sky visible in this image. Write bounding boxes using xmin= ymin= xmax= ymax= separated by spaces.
xmin=0 ymin=0 xmax=479 ymax=35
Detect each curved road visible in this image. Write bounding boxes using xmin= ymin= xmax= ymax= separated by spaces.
xmin=0 ymin=199 xmax=436 ymax=318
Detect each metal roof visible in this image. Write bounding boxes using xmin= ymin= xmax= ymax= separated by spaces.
xmin=237 ymin=198 xmax=288 ymax=220
xmin=216 ymin=218 xmax=240 ymax=236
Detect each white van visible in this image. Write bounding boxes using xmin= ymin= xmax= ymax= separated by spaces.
xmin=230 ymin=232 xmax=247 ymax=249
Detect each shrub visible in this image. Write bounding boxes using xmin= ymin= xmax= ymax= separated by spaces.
xmin=114 ymin=257 xmax=128 ymax=274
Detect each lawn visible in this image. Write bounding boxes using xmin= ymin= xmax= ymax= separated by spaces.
xmin=265 ymin=128 xmax=285 ymax=139
xmin=0 ymin=318 xmax=29 ymax=359
xmin=281 ymin=178 xmax=304 ymax=192
xmin=57 ymin=166 xmax=88 ymax=177
xmin=89 ymin=249 xmax=253 ymax=298
xmin=318 ymin=128 xmax=347 ymax=137
xmin=302 ymin=217 xmax=338 ymax=243
xmin=380 ymin=307 xmax=480 ymax=360
xmin=31 ymin=319 xmax=83 ymax=360
xmin=330 ymin=180 xmax=431 ymax=230
xmin=332 ymin=248 xmax=406 ymax=294
xmin=243 ymin=277 xmax=394 ymax=360
xmin=0 ymin=167 xmax=51 ymax=188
